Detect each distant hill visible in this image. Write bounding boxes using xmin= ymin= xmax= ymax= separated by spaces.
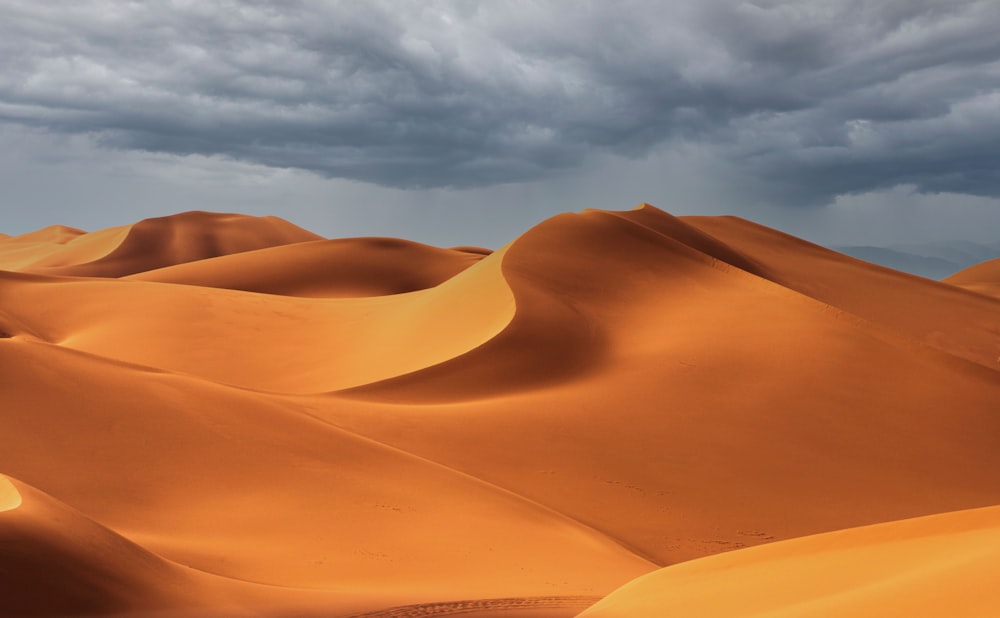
xmin=832 ymin=240 xmax=1000 ymax=279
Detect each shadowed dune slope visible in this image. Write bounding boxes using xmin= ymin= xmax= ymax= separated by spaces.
xmin=682 ymin=215 xmax=1000 ymax=369
xmin=127 ymin=237 xmax=487 ymax=297
xmin=0 ymin=474 xmax=225 ymax=617
xmin=578 ymin=505 xmax=1000 ymax=617
xmin=944 ymin=257 xmax=1000 ymax=299
xmin=6 ymin=211 xmax=322 ymax=277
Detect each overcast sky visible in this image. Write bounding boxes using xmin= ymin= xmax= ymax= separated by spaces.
xmin=2 ymin=0 xmax=999 ymax=248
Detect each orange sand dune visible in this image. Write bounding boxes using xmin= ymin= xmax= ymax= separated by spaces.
xmin=944 ymin=257 xmax=1000 ymax=299
xmin=0 ymin=242 xmax=513 ymax=391
xmin=0 ymin=474 xmax=229 ymax=616
xmin=0 ymin=339 xmax=650 ymax=615
xmin=325 ymin=205 xmax=1000 ymax=568
xmin=578 ymin=504 xmax=1000 ymax=617
xmin=0 ymin=224 xmax=94 ymax=271
xmin=0 ymin=211 xmax=321 ymax=277
xmin=7 ymin=224 xmax=87 ymax=243
xmin=127 ymin=236 xmax=488 ymax=297
xmin=2 ymin=203 xmax=999 ymax=616
xmin=683 ymin=214 xmax=1000 ymax=369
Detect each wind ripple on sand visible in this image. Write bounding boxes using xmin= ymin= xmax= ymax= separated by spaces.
xmin=347 ymin=595 xmax=601 ymax=617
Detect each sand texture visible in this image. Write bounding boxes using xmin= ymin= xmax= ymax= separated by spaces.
xmin=1 ymin=204 xmax=998 ymax=616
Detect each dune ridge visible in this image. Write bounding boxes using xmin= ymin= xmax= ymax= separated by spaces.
xmin=0 ymin=242 xmax=514 ymax=393
xmin=0 ymin=211 xmax=322 ymax=277
xmin=127 ymin=236 xmax=489 ymax=297
xmin=0 ymin=473 xmax=224 ymax=616
xmin=2 ymin=204 xmax=999 ymax=616
xmin=683 ymin=215 xmax=1000 ymax=369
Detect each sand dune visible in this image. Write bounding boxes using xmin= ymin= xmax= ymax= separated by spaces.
xmin=128 ymin=237 xmax=488 ymax=297
xmin=324 ymin=204 xmax=1000 ymax=569
xmin=2 ymin=204 xmax=998 ymax=616
xmin=0 ymin=224 xmax=98 ymax=271
xmin=1 ymin=211 xmax=321 ymax=277
xmin=944 ymin=257 xmax=1000 ymax=299
xmin=0 ymin=473 xmax=226 ymax=616
xmin=0 ymin=339 xmax=650 ymax=615
xmin=683 ymin=214 xmax=1000 ymax=369
xmin=578 ymin=504 xmax=1000 ymax=617
xmin=0 ymin=242 xmax=513 ymax=392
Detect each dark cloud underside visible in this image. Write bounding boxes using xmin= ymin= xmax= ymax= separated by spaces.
xmin=1 ymin=0 xmax=998 ymax=205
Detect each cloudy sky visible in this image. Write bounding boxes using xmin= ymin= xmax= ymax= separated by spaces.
xmin=2 ymin=0 xmax=999 ymax=248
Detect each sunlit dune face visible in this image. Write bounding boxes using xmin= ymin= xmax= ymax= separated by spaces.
xmin=0 ymin=478 xmax=22 ymax=512
xmin=579 ymin=505 xmax=1000 ymax=617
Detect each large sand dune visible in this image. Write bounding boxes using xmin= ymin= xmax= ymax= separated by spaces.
xmin=0 ymin=211 xmax=321 ymax=277
xmin=1 ymin=204 xmax=998 ymax=616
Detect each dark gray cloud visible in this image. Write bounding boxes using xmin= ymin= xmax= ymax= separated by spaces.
xmin=1 ymin=0 xmax=998 ymax=205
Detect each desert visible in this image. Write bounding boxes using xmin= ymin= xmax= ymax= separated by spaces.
xmin=1 ymin=203 xmax=998 ymax=616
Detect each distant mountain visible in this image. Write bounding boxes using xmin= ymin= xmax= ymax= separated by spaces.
xmin=831 ymin=240 xmax=1000 ymax=280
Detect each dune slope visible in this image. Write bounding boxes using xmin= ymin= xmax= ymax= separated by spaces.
xmin=578 ymin=505 xmax=1000 ymax=617
xmin=682 ymin=214 xmax=1000 ymax=369
xmin=0 ymin=243 xmax=514 ymax=392
xmin=326 ymin=204 xmax=1000 ymax=568
xmin=0 ymin=474 xmax=224 ymax=617
xmin=944 ymin=257 xmax=1000 ymax=299
xmin=0 ymin=337 xmax=652 ymax=614
xmin=3 ymin=211 xmax=322 ymax=277
xmin=127 ymin=236 xmax=487 ymax=297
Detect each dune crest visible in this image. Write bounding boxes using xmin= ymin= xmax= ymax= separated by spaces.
xmin=0 ymin=242 xmax=515 ymax=393
xmin=127 ymin=236 xmax=488 ymax=297
xmin=0 ymin=473 xmax=229 ymax=616
xmin=1 ymin=211 xmax=323 ymax=278
xmin=8 ymin=224 xmax=87 ymax=244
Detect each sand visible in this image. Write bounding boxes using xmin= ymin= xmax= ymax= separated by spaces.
xmin=578 ymin=505 xmax=1000 ymax=617
xmin=1 ymin=204 xmax=998 ymax=616
xmin=944 ymin=257 xmax=1000 ymax=299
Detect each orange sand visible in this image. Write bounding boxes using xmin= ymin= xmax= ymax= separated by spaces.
xmin=579 ymin=505 xmax=1000 ymax=617
xmin=944 ymin=257 xmax=1000 ymax=299
xmin=1 ymin=204 xmax=998 ymax=616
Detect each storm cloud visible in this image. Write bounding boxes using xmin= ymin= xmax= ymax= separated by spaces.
xmin=1 ymin=0 xmax=999 ymax=206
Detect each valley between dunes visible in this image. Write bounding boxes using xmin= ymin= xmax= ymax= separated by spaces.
xmin=1 ymin=204 xmax=998 ymax=617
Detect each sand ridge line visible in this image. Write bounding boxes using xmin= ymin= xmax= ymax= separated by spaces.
xmin=287 ymin=404 xmax=663 ymax=569
xmin=346 ymin=595 xmax=601 ymax=617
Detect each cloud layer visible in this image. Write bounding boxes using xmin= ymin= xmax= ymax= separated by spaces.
xmin=1 ymin=0 xmax=998 ymax=205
